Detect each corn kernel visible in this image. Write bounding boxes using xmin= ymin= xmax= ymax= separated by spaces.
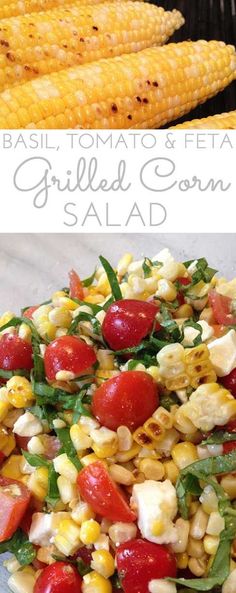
xmin=203 ymin=535 xmax=219 ymax=555
xmin=80 ymin=453 xmax=103 ymax=467
xmin=28 ymin=467 xmax=49 ymax=501
xmin=93 ymin=443 xmax=118 ymax=459
xmin=176 ymin=553 xmax=189 ymax=569
xmin=221 ymin=474 xmax=236 ymax=500
xmin=71 ymin=501 xmax=95 ymax=524
xmin=146 ymin=366 xmax=160 ymax=382
xmin=18 ymin=322 xmax=32 ymax=342
xmin=97 ymin=350 xmax=115 ymax=371
xmin=108 ymin=522 xmax=137 ymax=545
xmin=116 ymin=444 xmax=141 ymax=463
xmin=82 ymin=571 xmax=112 ymax=593
xmin=0 ymin=400 xmax=11 ymax=421
xmin=54 ymin=518 xmax=81 ymax=556
xmin=156 ymin=279 xmax=177 ymax=301
xmin=49 ymin=307 xmax=72 ymax=328
xmin=151 ymin=520 xmax=165 ymax=536
xmin=53 ymin=453 xmax=78 ymax=483
xmin=117 ymin=253 xmax=133 ymax=276
xmin=206 ymin=512 xmax=225 ymax=536
xmin=80 ymin=520 xmax=101 ymax=545
xmin=163 ymin=460 xmax=179 ymax=484
xmin=70 ymin=424 xmax=92 ymax=452
xmin=172 ymin=442 xmax=198 ymax=470
xmin=91 ymin=550 xmax=115 ymax=578
xmin=57 ymin=476 xmax=78 ymax=504
xmin=2 ymin=434 xmax=16 ymax=457
xmin=143 ymin=418 xmax=165 ymax=442
xmin=175 ymin=304 xmax=194 ymax=319
xmin=28 ymin=436 xmax=45 ymax=455
xmin=139 ymin=459 xmax=164 ymax=481
xmin=117 ymin=426 xmax=133 ymax=452
xmin=0 ymin=312 xmax=15 ymax=327
xmin=6 ymin=376 xmax=34 ymax=408
xmin=1 ymin=455 xmax=23 ymax=480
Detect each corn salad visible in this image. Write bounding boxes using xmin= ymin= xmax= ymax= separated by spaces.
xmin=1 ymin=250 xmax=236 ymax=593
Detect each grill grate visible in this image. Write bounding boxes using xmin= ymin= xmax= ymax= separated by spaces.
xmin=150 ymin=0 xmax=236 ymax=124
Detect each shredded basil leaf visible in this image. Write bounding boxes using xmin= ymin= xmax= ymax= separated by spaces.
xmin=67 ymin=311 xmax=101 ymax=337
xmin=82 ymin=268 xmax=97 ymax=287
xmin=77 ymin=558 xmax=92 ymax=577
xmin=182 ymin=258 xmax=217 ymax=290
xmin=0 ymin=368 xmax=30 ymax=380
xmin=22 ymin=450 xmax=50 ymax=468
xmin=56 ymin=427 xmax=82 ymax=472
xmin=142 ymin=257 xmax=153 ymax=278
xmin=46 ymin=465 xmax=60 ymax=507
xmin=202 ymin=431 xmax=236 ymax=445
xmin=99 ymin=255 xmax=122 ymax=301
xmin=0 ymin=529 xmax=36 ymax=566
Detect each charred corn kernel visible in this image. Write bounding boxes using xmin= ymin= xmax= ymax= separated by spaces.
xmin=151 ymin=519 xmax=165 ymax=537
xmin=176 ymin=552 xmax=189 ymax=569
xmin=203 ymin=535 xmax=219 ymax=555
xmin=116 ymin=443 xmax=140 ymax=463
xmin=2 ymin=433 xmax=16 ymax=457
xmin=0 ymin=400 xmax=11 ymax=421
xmin=71 ymin=501 xmax=95 ymax=524
xmin=117 ymin=254 xmax=133 ymax=277
xmin=156 ymin=279 xmax=177 ymax=301
xmin=57 ymin=476 xmax=78 ymax=504
xmin=221 ymin=474 xmax=236 ymax=500
xmin=143 ymin=418 xmax=165 ymax=442
xmin=172 ymin=442 xmax=198 ymax=470
xmin=190 ymin=507 xmax=208 ymax=540
xmin=28 ymin=467 xmax=49 ymax=501
xmin=28 ymin=436 xmax=45 ymax=455
xmin=8 ymin=567 xmax=36 ymax=593
xmin=80 ymin=520 xmax=101 ymax=545
xmin=6 ymin=376 xmax=34 ymax=408
xmin=175 ymin=304 xmax=194 ymax=319
xmin=171 ymin=110 xmax=236 ymax=129
xmin=139 ymin=458 xmax=164 ymax=481
xmin=163 ymin=460 xmax=179 ymax=484
xmin=187 ymin=537 xmax=205 ymax=559
xmin=53 ymin=453 xmax=78 ymax=483
xmin=171 ymin=518 xmax=190 ymax=554
xmin=117 ymin=426 xmax=133 ymax=452
xmin=70 ymin=425 xmax=92 ymax=452
xmin=82 ymin=571 xmax=112 ymax=593
xmin=109 ymin=464 xmax=134 ymax=485
xmin=109 ymin=522 xmax=137 ymax=545
xmin=206 ymin=512 xmax=225 ymax=536
xmin=97 ymin=350 xmax=115 ymax=371
xmin=188 ymin=556 xmax=207 ymax=577
xmin=153 ymin=407 xmax=173 ymax=430
xmin=54 ymin=518 xmax=81 ymax=556
xmin=133 ymin=426 xmax=156 ymax=449
xmin=91 ymin=550 xmax=115 ymax=579
xmin=1 ymin=455 xmax=23 ymax=480
xmin=48 ymin=307 xmax=72 ymax=328
xmin=1 ymin=40 xmax=235 ymax=130
xmin=18 ymin=322 xmax=32 ymax=342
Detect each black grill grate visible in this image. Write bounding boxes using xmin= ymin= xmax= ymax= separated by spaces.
xmin=150 ymin=0 xmax=236 ymax=124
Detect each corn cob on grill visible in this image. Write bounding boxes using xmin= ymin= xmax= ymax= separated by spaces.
xmin=0 ymin=0 xmax=118 ymax=20
xmin=0 ymin=40 xmax=235 ymax=129
xmin=170 ymin=110 xmax=236 ymax=129
xmin=0 ymin=2 xmax=184 ymax=92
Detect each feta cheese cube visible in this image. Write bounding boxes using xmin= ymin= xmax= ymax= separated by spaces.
xmin=208 ymin=329 xmax=236 ymax=377
xmin=29 ymin=512 xmax=69 ymax=546
xmin=13 ymin=412 xmax=43 ymax=437
xmin=131 ymin=480 xmax=178 ymax=545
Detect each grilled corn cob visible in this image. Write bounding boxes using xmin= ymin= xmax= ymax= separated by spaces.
xmin=0 ymin=40 xmax=235 ymax=129
xmin=0 ymin=3 xmax=184 ymax=91
xmin=170 ymin=110 xmax=236 ymax=129
xmin=0 ymin=0 xmax=116 ymax=20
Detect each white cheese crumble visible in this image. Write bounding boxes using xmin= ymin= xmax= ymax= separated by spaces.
xmin=131 ymin=480 xmax=178 ymax=545
xmin=208 ymin=329 xmax=236 ymax=377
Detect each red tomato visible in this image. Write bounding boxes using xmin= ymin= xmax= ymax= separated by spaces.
xmin=15 ymin=435 xmax=31 ymax=451
xmin=223 ymin=441 xmax=236 ymax=454
xmin=0 ymin=334 xmax=33 ymax=370
xmin=73 ymin=546 xmax=93 ymax=565
xmin=209 ymin=290 xmax=236 ymax=326
xmin=92 ymin=370 xmax=158 ymax=431
xmin=34 ymin=562 xmax=82 ymax=593
xmin=179 ymin=277 xmax=191 ymax=286
xmin=226 ymin=419 xmax=236 ymax=432
xmin=116 ymin=539 xmax=177 ymax=593
xmin=221 ymin=369 xmax=236 ymax=397
xmin=0 ymin=476 xmax=31 ymax=542
xmin=44 ymin=335 xmax=97 ymax=381
xmin=102 ymin=299 xmax=158 ymax=350
xmin=20 ymin=506 xmax=34 ymax=534
xmin=69 ymin=270 xmax=84 ymax=301
xmin=77 ymin=461 xmax=136 ymax=523
xmin=212 ymin=324 xmax=226 ymax=338
xmin=0 ymin=451 xmax=5 ymax=466
xmin=23 ymin=305 xmax=39 ymax=320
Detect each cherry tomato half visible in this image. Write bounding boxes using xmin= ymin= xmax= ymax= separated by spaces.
xmin=116 ymin=539 xmax=177 ymax=593
xmin=176 ymin=277 xmax=191 ymax=305
xmin=102 ymin=299 xmax=158 ymax=350
xmin=23 ymin=305 xmax=39 ymax=320
xmin=69 ymin=270 xmax=84 ymax=301
xmin=77 ymin=461 xmax=136 ymax=523
xmin=34 ymin=562 xmax=82 ymax=593
xmin=223 ymin=441 xmax=236 ymax=454
xmin=92 ymin=370 xmax=158 ymax=431
xmin=0 ymin=334 xmax=33 ymax=371
xmin=0 ymin=476 xmax=31 ymax=542
xmin=226 ymin=419 xmax=236 ymax=433
xmin=221 ymin=369 xmax=236 ymax=397
xmin=44 ymin=335 xmax=97 ymax=381
xmin=209 ymin=290 xmax=236 ymax=326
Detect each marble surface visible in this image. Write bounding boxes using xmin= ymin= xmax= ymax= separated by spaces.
xmin=0 ymin=232 xmax=236 ymax=591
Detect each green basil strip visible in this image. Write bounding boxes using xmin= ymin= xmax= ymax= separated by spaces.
xmin=22 ymin=450 xmax=50 ymax=468
xmin=56 ymin=427 xmax=82 ymax=472
xmin=202 ymin=431 xmax=236 ymax=445
xmin=142 ymin=257 xmax=153 ymax=278
xmin=67 ymin=311 xmax=101 ymax=337
xmin=82 ymin=268 xmax=97 ymax=287
xmin=99 ymin=255 xmax=122 ymax=301
xmin=72 ymin=390 xmax=92 ymax=423
xmin=0 ymin=368 xmax=30 ymax=380
xmin=46 ymin=465 xmax=60 ymax=507
xmin=0 ymin=529 xmax=36 ymax=566
xmin=69 ymin=297 xmax=102 ymax=315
